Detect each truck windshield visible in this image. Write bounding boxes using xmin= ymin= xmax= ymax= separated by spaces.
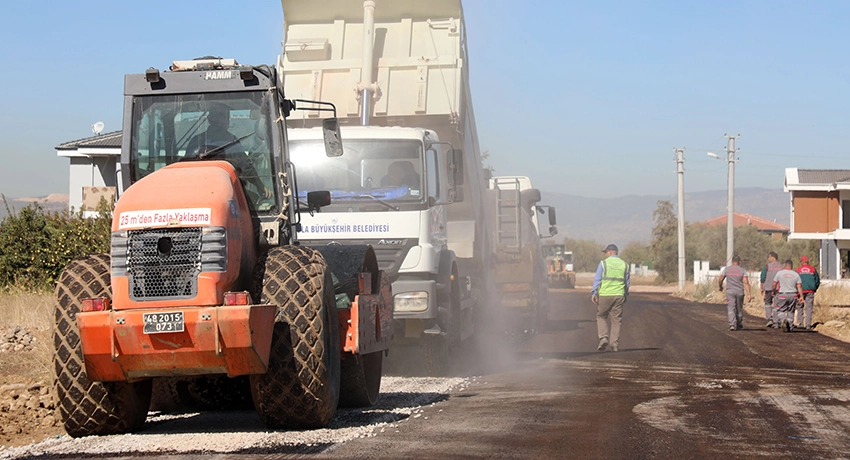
xmin=547 ymin=245 xmax=566 ymax=257
xmin=129 ymin=91 xmax=277 ymax=212
xmin=289 ymin=138 xmax=425 ymax=203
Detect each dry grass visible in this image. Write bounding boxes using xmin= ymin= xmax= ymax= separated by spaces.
xmin=629 ymin=275 xmax=661 ymax=286
xmin=0 ymin=289 xmax=54 ymax=384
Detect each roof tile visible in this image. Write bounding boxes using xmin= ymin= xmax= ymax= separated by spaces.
xmin=55 ymin=131 xmax=122 ymax=150
xmin=698 ymin=213 xmax=790 ymax=232
xmin=796 ymin=169 xmax=850 ymax=185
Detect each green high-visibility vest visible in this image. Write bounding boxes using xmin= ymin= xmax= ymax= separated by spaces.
xmin=599 ymin=256 xmax=627 ymax=296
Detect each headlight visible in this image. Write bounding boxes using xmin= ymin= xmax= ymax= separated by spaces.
xmin=394 ymin=291 xmax=429 ymax=312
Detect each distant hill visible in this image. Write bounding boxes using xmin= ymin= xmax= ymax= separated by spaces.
xmin=0 ymin=189 xmax=788 ymax=248
xmin=542 ymin=187 xmax=788 ymax=246
xmin=0 ymin=194 xmax=69 ymax=219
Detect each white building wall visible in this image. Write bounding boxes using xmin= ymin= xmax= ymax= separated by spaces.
xmin=68 ymin=158 xmax=91 ymax=213
xmin=93 ymin=156 xmax=117 ymax=188
xmin=67 ymin=156 xmax=117 ymax=213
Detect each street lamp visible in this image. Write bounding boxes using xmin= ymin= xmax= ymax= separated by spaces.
xmin=707 ymin=134 xmax=740 ymax=265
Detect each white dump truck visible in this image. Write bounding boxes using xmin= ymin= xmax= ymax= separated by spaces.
xmin=280 ymin=0 xmax=493 ymax=374
xmin=489 ymin=176 xmax=557 ymax=332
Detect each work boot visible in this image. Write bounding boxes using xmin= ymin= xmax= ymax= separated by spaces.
xmin=610 ymin=345 xmax=619 ymax=352
xmin=729 ymin=325 xmax=736 ymax=331
xmin=782 ymin=319 xmax=792 ymax=333
xmin=597 ymin=338 xmax=608 ymax=351
xmin=766 ymin=320 xmax=775 ymax=329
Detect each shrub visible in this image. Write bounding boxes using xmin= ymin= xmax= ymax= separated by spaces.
xmin=0 ymin=197 xmax=112 ymax=290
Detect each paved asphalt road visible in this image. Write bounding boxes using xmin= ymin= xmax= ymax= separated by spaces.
xmin=317 ymin=290 xmax=850 ymax=459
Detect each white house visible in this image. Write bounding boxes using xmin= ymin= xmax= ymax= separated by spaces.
xmin=785 ymin=168 xmax=850 ymax=280
xmin=55 ymin=131 xmax=121 ymax=217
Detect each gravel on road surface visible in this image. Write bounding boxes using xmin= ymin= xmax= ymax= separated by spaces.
xmin=0 ymin=376 xmax=470 ymax=459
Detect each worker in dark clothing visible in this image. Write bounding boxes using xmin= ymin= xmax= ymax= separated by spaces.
xmin=718 ymin=255 xmax=751 ymax=331
xmin=186 ymin=103 xmax=272 ymax=201
xmin=795 ymin=255 xmax=820 ymax=330
xmin=381 ymin=161 xmax=420 ymax=190
xmin=773 ymin=260 xmax=804 ymax=333
xmin=760 ymin=252 xmax=783 ymax=328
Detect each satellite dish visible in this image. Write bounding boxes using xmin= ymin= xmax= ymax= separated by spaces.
xmin=92 ymin=121 xmax=104 ymax=135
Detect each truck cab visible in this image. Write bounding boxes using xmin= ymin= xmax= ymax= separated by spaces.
xmin=289 ymin=125 xmax=460 ymax=338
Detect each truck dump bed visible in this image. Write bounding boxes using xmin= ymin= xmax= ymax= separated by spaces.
xmin=280 ymin=0 xmax=490 ymax=261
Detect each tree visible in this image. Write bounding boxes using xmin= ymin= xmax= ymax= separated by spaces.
xmin=481 ymin=150 xmax=495 ymax=180
xmin=563 ymin=238 xmax=604 ymax=272
xmin=650 ymin=200 xmax=678 ymax=282
xmin=686 ymin=223 xmax=819 ymax=273
xmin=621 ymin=242 xmax=652 ymax=267
xmin=729 ymin=225 xmax=773 ymax=271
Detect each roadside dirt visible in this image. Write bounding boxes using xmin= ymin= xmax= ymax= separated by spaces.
xmin=0 ymin=379 xmax=61 ymax=449
xmin=0 ymin=327 xmax=63 ymax=449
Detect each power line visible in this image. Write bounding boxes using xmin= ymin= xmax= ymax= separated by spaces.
xmin=744 ymin=151 xmax=849 ymax=160
xmin=687 ymin=166 xmax=729 ymax=173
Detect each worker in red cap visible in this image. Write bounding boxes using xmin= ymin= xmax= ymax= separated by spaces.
xmin=795 ymin=255 xmax=820 ymax=330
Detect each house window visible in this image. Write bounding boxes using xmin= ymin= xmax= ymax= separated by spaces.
xmin=844 ymin=200 xmax=850 ymax=229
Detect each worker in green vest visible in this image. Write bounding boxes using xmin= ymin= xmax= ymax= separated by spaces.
xmin=591 ymin=244 xmax=630 ymax=352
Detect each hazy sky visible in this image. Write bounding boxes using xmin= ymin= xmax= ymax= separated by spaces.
xmin=1 ymin=0 xmax=847 ymax=199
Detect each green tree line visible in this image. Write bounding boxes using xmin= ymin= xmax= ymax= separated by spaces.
xmin=561 ymin=200 xmax=818 ymax=282
xmin=0 ymin=198 xmax=112 ymax=290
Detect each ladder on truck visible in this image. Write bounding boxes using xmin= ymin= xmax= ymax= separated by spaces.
xmin=493 ymin=177 xmax=522 ymax=256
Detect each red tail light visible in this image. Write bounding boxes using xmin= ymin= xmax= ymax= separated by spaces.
xmin=224 ymin=291 xmax=252 ymax=306
xmin=81 ymin=297 xmax=111 ymax=312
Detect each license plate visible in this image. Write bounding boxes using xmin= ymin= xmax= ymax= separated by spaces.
xmin=142 ymin=311 xmax=185 ymax=334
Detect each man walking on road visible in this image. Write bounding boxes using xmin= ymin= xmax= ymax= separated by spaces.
xmin=592 ymin=244 xmax=630 ymax=352
xmin=760 ymin=252 xmax=783 ymax=328
xmin=795 ymin=255 xmax=820 ymax=330
xmin=772 ymin=260 xmax=804 ymax=333
xmin=718 ymin=255 xmax=751 ymax=331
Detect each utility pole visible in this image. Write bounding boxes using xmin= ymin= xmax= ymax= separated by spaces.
xmin=724 ymin=135 xmax=740 ymax=265
xmin=674 ymin=148 xmax=686 ymax=290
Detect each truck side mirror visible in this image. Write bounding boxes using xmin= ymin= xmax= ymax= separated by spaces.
xmin=322 ymin=118 xmax=344 ymax=157
xmin=548 ymin=226 xmax=558 ymax=237
xmin=548 ymin=207 xmax=557 ymax=226
xmin=451 ymin=149 xmax=465 ymax=185
xmin=307 ymin=190 xmax=331 ymax=212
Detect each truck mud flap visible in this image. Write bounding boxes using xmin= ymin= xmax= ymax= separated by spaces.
xmin=310 ymin=244 xmax=393 ymax=355
xmin=338 ymin=270 xmax=394 ymax=355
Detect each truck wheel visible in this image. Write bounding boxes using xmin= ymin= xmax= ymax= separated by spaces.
xmin=425 ymin=277 xmax=457 ymax=377
xmin=339 ymin=351 xmax=383 ymax=407
xmin=423 ymin=334 xmax=449 ymax=376
xmin=250 ymin=246 xmax=341 ymax=429
xmin=53 ymin=254 xmax=151 ymax=437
